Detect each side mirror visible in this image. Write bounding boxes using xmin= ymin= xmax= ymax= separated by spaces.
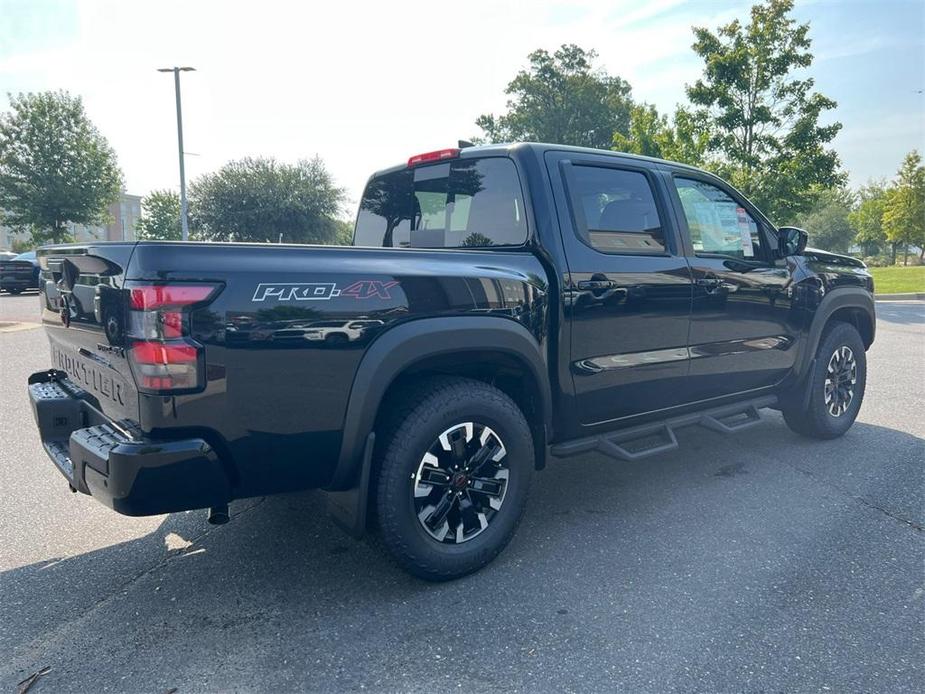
xmin=777 ymin=226 xmax=808 ymax=257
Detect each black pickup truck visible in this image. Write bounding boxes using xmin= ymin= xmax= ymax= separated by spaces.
xmin=27 ymin=143 xmax=875 ymax=580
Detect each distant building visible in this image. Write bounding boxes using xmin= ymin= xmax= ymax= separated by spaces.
xmin=0 ymin=193 xmax=142 ymax=250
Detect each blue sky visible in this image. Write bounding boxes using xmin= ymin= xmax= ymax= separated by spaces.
xmin=0 ymin=0 xmax=922 ymax=212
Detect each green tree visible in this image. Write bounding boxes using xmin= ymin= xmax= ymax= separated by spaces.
xmin=0 ymin=91 xmax=123 ymax=244
xmin=333 ymin=218 xmax=354 ymax=245
xmin=189 ymin=156 xmax=345 ymax=244
xmin=475 ymin=44 xmax=633 ymax=149
xmin=687 ymin=0 xmax=842 ymax=223
xmin=612 ymin=104 xmax=668 ymax=158
xmin=10 ymin=237 xmax=34 ymax=253
xmin=848 ymin=181 xmax=887 ymax=257
xmin=882 ymin=150 xmax=925 ymax=264
xmin=137 ymin=189 xmax=182 ymax=241
xmin=795 ymin=187 xmax=855 ymax=253
xmin=613 ymin=104 xmax=710 ymax=166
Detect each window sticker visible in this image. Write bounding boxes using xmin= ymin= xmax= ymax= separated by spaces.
xmin=736 ymin=207 xmax=754 ymax=257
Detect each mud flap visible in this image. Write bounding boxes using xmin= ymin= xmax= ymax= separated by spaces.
xmin=324 ymin=432 xmax=375 ymax=539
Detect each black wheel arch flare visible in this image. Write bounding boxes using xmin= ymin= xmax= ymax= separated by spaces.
xmin=794 ymin=287 xmax=875 ymax=385
xmin=326 ymin=316 xmax=552 ymax=491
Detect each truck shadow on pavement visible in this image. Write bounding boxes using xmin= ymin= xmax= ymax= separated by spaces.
xmin=3 ymin=415 xmax=923 ymax=691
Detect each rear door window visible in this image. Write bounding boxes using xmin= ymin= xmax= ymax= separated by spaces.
xmin=565 ymin=165 xmax=666 ymax=254
xmin=354 ymin=158 xmax=527 ymax=248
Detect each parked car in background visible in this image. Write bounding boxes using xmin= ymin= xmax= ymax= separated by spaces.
xmin=0 ymin=250 xmax=41 ymax=294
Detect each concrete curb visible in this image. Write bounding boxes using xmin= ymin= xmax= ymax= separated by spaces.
xmin=875 ymin=293 xmax=925 ymax=301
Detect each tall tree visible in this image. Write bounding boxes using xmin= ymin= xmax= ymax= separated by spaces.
xmin=612 ymin=104 xmax=669 ymax=158
xmin=475 ymin=44 xmax=633 ymax=150
xmin=190 ymin=156 xmax=345 ymax=244
xmin=137 ymin=189 xmax=182 ymax=241
xmin=882 ymin=150 xmax=925 ymax=263
xmin=795 ymin=187 xmax=855 ymax=253
xmin=687 ymin=0 xmax=842 ymax=223
xmin=612 ymin=104 xmax=710 ymax=166
xmin=0 ymin=91 xmax=123 ymax=244
xmin=848 ymin=181 xmax=888 ymax=257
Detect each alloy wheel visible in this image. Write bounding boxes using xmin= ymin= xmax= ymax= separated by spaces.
xmin=824 ymin=345 xmax=857 ymax=417
xmin=412 ymin=422 xmax=509 ymax=544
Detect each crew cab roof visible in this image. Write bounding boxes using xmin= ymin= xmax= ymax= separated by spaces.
xmin=368 ymin=142 xmax=705 ymax=179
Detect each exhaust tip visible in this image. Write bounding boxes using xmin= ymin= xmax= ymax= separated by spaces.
xmin=207 ymin=504 xmax=230 ymax=525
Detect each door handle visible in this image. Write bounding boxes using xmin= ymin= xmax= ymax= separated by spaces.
xmin=577 ymin=279 xmax=617 ymax=291
xmin=696 ymin=276 xmax=722 ymax=293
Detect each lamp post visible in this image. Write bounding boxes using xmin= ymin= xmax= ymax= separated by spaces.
xmin=157 ymin=66 xmax=195 ymax=240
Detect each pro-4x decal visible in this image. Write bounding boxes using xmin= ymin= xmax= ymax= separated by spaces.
xmin=252 ymin=280 xmax=398 ymax=302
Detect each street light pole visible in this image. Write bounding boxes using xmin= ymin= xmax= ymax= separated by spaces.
xmin=158 ymin=66 xmax=195 ymax=240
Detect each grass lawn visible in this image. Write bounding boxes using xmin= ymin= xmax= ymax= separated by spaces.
xmin=868 ymin=265 xmax=925 ymax=294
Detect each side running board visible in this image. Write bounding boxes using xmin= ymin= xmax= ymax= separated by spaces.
xmin=550 ymin=396 xmax=777 ymax=462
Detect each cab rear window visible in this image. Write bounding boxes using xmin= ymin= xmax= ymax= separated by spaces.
xmin=353 ymin=157 xmax=527 ymax=248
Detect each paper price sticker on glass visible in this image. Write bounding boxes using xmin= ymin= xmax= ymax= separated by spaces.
xmin=674 ymin=178 xmax=760 ymax=260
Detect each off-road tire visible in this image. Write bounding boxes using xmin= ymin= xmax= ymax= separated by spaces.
xmin=782 ymin=322 xmax=867 ymax=439
xmin=375 ymin=376 xmax=533 ymax=581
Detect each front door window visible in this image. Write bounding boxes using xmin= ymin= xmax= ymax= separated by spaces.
xmin=674 ymin=178 xmax=764 ymax=260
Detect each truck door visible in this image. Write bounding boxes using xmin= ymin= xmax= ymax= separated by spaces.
xmin=666 ymin=172 xmax=797 ymax=399
xmin=545 ymin=151 xmax=693 ymax=427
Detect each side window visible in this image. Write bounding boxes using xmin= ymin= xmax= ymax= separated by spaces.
xmin=566 ymin=165 xmax=666 ymax=254
xmin=673 ymin=177 xmax=763 ymax=259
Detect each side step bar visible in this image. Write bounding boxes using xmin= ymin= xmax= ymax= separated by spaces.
xmin=550 ymin=395 xmax=777 ymax=462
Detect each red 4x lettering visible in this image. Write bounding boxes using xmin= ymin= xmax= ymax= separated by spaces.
xmin=339 ymin=280 xmax=399 ymax=299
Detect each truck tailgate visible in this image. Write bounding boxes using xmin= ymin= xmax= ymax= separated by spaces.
xmin=39 ymin=243 xmax=140 ymax=424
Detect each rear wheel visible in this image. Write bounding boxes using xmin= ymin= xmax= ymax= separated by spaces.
xmin=375 ymin=377 xmax=533 ymax=581
xmin=782 ymin=322 xmax=867 ymax=439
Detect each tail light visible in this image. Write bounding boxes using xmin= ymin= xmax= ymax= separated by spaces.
xmin=125 ymin=282 xmax=221 ymax=393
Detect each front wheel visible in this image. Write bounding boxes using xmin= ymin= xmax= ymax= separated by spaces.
xmin=376 ymin=377 xmax=533 ymax=581
xmin=782 ymin=322 xmax=867 ymax=439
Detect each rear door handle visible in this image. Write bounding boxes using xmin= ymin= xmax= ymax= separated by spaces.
xmin=577 ymin=279 xmax=617 ymax=291
xmin=696 ymin=276 xmax=722 ymax=293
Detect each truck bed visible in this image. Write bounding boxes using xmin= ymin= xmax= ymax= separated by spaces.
xmin=37 ymin=240 xmax=550 ymax=499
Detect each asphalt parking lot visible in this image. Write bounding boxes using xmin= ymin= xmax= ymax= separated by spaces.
xmin=1 ymin=291 xmax=922 ymax=693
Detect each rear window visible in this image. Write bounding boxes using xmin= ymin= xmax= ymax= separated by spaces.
xmin=354 ymin=157 xmax=527 ymax=248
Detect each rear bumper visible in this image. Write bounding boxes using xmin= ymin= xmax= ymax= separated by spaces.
xmin=28 ymin=369 xmax=231 ymax=516
xmin=1 ymin=278 xmax=36 ymax=290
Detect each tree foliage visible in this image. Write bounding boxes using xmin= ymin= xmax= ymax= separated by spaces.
xmin=189 ymin=156 xmax=345 ymax=244
xmin=848 ymin=181 xmax=887 ymax=256
xmin=332 ymin=218 xmax=354 ymax=245
xmin=687 ymin=0 xmax=842 ymax=223
xmin=0 ymin=91 xmax=123 ymax=244
xmin=476 ymin=44 xmax=633 ymax=150
xmin=137 ymin=189 xmax=182 ymax=241
xmin=612 ymin=104 xmax=710 ymax=166
xmin=882 ymin=150 xmax=925 ymax=262
xmin=794 ymin=187 xmax=855 ymax=253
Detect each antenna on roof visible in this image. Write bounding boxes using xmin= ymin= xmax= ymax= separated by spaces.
xmin=458 ymin=139 xmax=475 ymax=149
